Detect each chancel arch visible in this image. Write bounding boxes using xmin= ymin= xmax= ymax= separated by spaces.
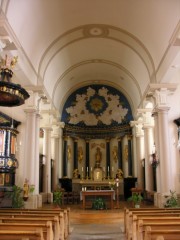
xmin=60 ymin=84 xmax=135 ymax=190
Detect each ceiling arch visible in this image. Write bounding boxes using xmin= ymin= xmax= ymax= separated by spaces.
xmin=39 ymin=24 xmax=155 ymax=112
xmin=0 ymin=1 xmax=179 ymax=126
xmin=52 ymin=59 xmax=143 ymax=110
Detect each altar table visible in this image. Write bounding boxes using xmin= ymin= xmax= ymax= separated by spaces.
xmin=81 ymin=190 xmax=115 ymax=209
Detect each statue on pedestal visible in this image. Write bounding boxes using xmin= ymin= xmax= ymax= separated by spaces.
xmin=95 ymin=147 xmax=102 ymax=168
xmin=94 ymin=147 xmax=103 ymax=181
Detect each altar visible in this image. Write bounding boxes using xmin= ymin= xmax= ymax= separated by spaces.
xmin=72 ymin=178 xmax=124 ymax=196
xmin=81 ymin=190 xmax=115 ymax=209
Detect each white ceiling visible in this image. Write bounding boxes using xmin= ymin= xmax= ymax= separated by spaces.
xmin=0 ymin=0 xmax=180 ymax=123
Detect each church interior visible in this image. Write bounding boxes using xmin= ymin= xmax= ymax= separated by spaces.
xmin=0 ymin=1 xmax=180 ymax=239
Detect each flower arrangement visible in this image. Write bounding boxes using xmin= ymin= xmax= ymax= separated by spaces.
xmin=92 ymin=197 xmax=106 ymax=210
xmin=128 ymin=193 xmax=143 ymax=208
xmin=164 ymin=190 xmax=179 ymax=208
xmin=29 ymin=184 xmax=35 ymax=194
xmin=108 ymin=180 xmax=115 ymax=189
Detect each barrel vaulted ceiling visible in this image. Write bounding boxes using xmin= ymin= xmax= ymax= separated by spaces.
xmin=0 ymin=0 xmax=180 ymax=124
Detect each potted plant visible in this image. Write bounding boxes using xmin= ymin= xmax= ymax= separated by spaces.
xmin=128 ymin=193 xmax=143 ymax=208
xmin=164 ymin=190 xmax=179 ymax=208
xmin=5 ymin=185 xmax=24 ymax=208
xmin=92 ymin=197 xmax=106 ymax=210
xmin=53 ymin=189 xmax=63 ymax=207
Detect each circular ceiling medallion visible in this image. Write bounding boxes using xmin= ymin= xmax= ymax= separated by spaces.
xmin=83 ymin=25 xmax=109 ymax=37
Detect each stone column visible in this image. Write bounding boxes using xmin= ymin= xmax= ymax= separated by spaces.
xmin=127 ymin=135 xmax=133 ymax=176
xmin=138 ymin=109 xmax=154 ymax=192
xmin=23 ymin=108 xmax=37 ymax=186
xmin=58 ymin=122 xmax=65 ymax=178
xmin=73 ymin=138 xmax=78 ymax=170
xmin=131 ymin=121 xmax=144 ymax=189
xmin=34 ymin=113 xmax=40 ymax=194
xmin=63 ymin=136 xmax=68 ymax=177
xmin=85 ymin=139 xmax=90 ymax=176
xmin=117 ymin=137 xmax=123 ymax=170
xmin=51 ymin=125 xmax=60 ymax=191
xmin=152 ymin=112 xmax=161 ymax=192
xmin=148 ymin=84 xmax=177 ymax=206
xmin=106 ymin=139 xmax=111 ymax=178
xmin=42 ymin=127 xmax=52 ymax=194
xmin=155 ymin=105 xmax=172 ymax=193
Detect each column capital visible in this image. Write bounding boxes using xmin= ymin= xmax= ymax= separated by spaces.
xmin=137 ymin=109 xmax=154 ymax=128
xmin=42 ymin=126 xmax=52 ymax=132
xmin=117 ymin=137 xmax=123 ymax=142
xmin=127 ymin=135 xmax=133 ymax=140
xmin=147 ymin=83 xmax=178 ymax=109
xmin=73 ymin=137 xmax=78 ymax=142
xmin=24 ymin=108 xmax=37 ymax=114
xmin=130 ymin=120 xmax=144 ymax=137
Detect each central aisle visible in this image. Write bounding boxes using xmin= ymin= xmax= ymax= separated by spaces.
xmin=68 ymin=223 xmax=125 ymax=240
xmin=68 ymin=207 xmax=125 ymax=240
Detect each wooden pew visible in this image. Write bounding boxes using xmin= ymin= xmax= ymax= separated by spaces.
xmin=138 ymin=220 xmax=180 ymax=240
xmin=0 ymin=221 xmax=53 ymax=240
xmin=0 ymin=207 xmax=70 ymax=239
xmin=0 ymin=229 xmax=44 ymax=240
xmin=0 ymin=212 xmax=64 ymax=240
xmin=124 ymin=207 xmax=180 ymax=234
xmin=125 ymin=208 xmax=180 ymax=240
xmin=0 ymin=216 xmax=60 ymax=240
xmin=124 ymin=208 xmax=160 ymax=233
xmin=131 ymin=214 xmax=180 ymax=240
xmin=144 ymin=226 xmax=180 ymax=240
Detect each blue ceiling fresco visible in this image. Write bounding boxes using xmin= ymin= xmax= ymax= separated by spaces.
xmin=61 ymin=85 xmax=133 ymax=138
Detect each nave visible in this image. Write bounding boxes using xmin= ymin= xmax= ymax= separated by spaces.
xmin=62 ymin=200 xmax=151 ymax=240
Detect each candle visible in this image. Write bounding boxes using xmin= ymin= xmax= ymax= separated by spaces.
xmin=91 ymin=167 xmax=92 ymax=171
xmin=87 ymin=167 xmax=88 ymax=172
xmin=82 ymin=167 xmax=83 ymax=172
xmin=108 ymin=166 xmax=109 ymax=172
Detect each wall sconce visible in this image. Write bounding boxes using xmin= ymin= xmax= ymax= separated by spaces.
xmin=150 ymin=144 xmax=159 ymax=168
